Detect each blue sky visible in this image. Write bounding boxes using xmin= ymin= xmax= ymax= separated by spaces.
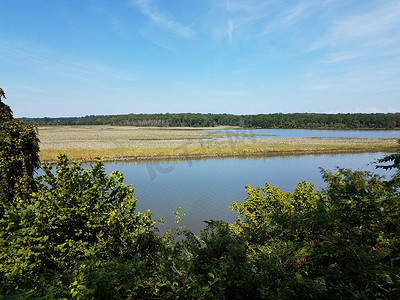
xmin=1 ymin=0 xmax=400 ymax=117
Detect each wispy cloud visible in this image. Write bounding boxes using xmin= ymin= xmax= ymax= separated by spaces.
xmin=130 ymin=0 xmax=195 ymax=38
xmin=280 ymin=1 xmax=310 ymax=27
xmin=227 ymin=20 xmax=233 ymax=42
xmin=311 ymin=1 xmax=400 ymax=61
xmin=321 ymin=51 xmax=362 ymax=64
xmin=300 ymin=1 xmax=400 ymax=113
xmin=302 ymin=57 xmax=400 ymax=98
xmin=11 ymin=85 xmax=44 ymax=93
xmin=225 ymin=0 xmax=230 ymax=11
xmin=139 ymin=29 xmax=177 ymax=52
xmin=221 ymin=0 xmax=273 ymax=14
xmin=332 ymin=4 xmax=400 ymax=45
xmin=301 ymin=83 xmax=333 ymax=92
xmin=90 ymin=2 xmax=129 ymax=38
xmin=205 ymin=0 xmax=275 ymax=43
xmin=262 ymin=1 xmax=314 ymax=35
xmin=0 ymin=42 xmax=136 ymax=83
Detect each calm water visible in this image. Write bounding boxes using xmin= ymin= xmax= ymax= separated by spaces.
xmin=207 ymin=128 xmax=400 ymax=139
xmin=100 ymin=152 xmax=395 ymax=234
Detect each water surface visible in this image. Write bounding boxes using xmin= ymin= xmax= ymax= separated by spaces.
xmin=102 ymin=152 xmax=394 ymax=234
xmin=207 ymin=128 xmax=400 ymax=139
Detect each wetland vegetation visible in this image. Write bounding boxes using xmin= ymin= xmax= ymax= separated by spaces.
xmin=38 ymin=125 xmax=400 ymax=163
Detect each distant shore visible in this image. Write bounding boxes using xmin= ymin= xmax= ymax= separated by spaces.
xmin=38 ymin=126 xmax=400 ymax=163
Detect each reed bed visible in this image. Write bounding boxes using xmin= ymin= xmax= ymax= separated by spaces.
xmin=38 ymin=126 xmax=400 ymax=163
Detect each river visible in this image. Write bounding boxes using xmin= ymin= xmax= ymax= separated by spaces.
xmin=207 ymin=128 xmax=400 ymax=139
xmin=101 ymin=151 xmax=396 ymax=234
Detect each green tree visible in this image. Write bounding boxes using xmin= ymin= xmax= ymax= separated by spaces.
xmin=0 ymin=90 xmax=161 ymax=298
xmin=0 ymin=155 xmax=160 ymax=298
xmin=0 ymin=88 xmax=5 ymax=100
xmin=0 ymin=88 xmax=40 ymax=205
xmin=376 ymin=140 xmax=400 ymax=171
xmin=376 ymin=139 xmax=400 ymax=188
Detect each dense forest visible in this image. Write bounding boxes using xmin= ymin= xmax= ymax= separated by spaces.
xmin=20 ymin=112 xmax=400 ymax=129
xmin=2 ymin=88 xmax=400 ymax=299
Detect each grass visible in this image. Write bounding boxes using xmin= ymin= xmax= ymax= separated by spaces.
xmin=38 ymin=126 xmax=400 ymax=163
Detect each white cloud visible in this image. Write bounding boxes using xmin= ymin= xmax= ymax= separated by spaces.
xmin=11 ymin=85 xmax=44 ymax=93
xmin=301 ymin=83 xmax=333 ymax=91
xmin=320 ymin=52 xmax=361 ymax=64
xmin=227 ymin=19 xmax=233 ymax=42
xmin=311 ymin=1 xmax=400 ymax=61
xmin=205 ymin=0 xmax=275 ymax=42
xmin=225 ymin=0 xmax=230 ymax=11
xmin=139 ymin=29 xmax=177 ymax=52
xmin=262 ymin=1 xmax=314 ymax=35
xmin=130 ymin=0 xmax=195 ymax=38
xmin=281 ymin=2 xmax=310 ymax=27
xmin=366 ymin=107 xmax=382 ymax=113
xmin=332 ymin=4 xmax=400 ymax=44
xmin=0 ymin=42 xmax=136 ymax=83
xmin=299 ymin=1 xmax=400 ymax=113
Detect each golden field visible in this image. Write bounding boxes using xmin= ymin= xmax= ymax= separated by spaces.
xmin=37 ymin=126 xmax=400 ymax=163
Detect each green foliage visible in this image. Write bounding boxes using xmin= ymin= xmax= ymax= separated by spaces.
xmin=227 ymin=169 xmax=400 ymax=298
xmin=188 ymin=220 xmax=257 ymax=299
xmin=2 ymin=156 xmax=400 ymax=299
xmin=0 ymin=90 xmax=40 ymax=205
xmin=0 ymin=155 xmax=159 ymax=298
xmin=230 ymin=181 xmax=327 ymax=242
xmin=376 ymin=139 xmax=400 ymax=189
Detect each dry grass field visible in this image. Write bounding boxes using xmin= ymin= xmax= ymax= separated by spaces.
xmin=38 ymin=126 xmax=400 ymax=163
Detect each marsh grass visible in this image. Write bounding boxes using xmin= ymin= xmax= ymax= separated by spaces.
xmin=38 ymin=126 xmax=400 ymax=162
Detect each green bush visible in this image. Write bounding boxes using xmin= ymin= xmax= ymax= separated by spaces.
xmin=228 ymin=169 xmax=400 ymax=299
xmin=1 ymin=155 xmax=159 ymax=298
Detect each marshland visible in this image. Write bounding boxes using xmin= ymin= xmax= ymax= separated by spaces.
xmin=38 ymin=125 xmax=400 ymax=163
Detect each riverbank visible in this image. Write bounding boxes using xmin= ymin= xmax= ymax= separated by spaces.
xmin=38 ymin=126 xmax=400 ymax=163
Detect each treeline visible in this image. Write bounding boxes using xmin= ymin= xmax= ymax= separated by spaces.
xmin=19 ymin=112 xmax=400 ymax=129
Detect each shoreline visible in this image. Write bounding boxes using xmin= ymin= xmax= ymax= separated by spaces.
xmin=41 ymin=149 xmax=396 ymax=165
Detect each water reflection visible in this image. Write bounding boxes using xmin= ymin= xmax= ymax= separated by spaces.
xmin=206 ymin=128 xmax=400 ymax=139
xmin=101 ymin=152 xmax=395 ymax=235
